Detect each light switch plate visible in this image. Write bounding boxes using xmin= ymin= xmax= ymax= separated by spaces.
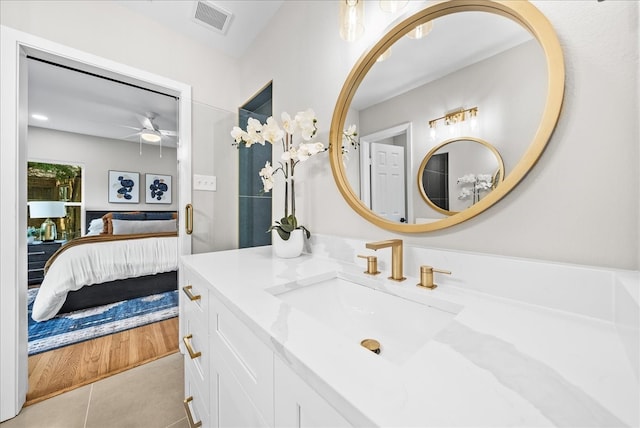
xmin=194 ymin=174 xmax=216 ymax=191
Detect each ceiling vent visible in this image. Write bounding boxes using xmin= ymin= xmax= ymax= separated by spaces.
xmin=192 ymin=1 xmax=233 ymax=35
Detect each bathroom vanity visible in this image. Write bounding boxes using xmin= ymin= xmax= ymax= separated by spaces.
xmin=180 ymin=235 xmax=638 ymax=428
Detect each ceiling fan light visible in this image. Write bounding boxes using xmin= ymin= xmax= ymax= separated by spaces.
xmin=140 ymin=129 xmax=161 ymax=143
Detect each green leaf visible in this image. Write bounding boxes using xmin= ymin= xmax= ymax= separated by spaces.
xmin=275 ymin=227 xmax=291 ymax=241
xmin=299 ymin=226 xmax=311 ymax=239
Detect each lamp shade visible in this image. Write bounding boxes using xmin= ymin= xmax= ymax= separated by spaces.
xmin=28 ymin=201 xmax=66 ymax=219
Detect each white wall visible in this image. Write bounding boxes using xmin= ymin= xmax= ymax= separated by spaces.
xmin=238 ymin=0 xmax=639 ymax=270
xmin=0 ymin=0 xmax=241 ymax=254
xmin=28 ymin=127 xmax=178 ymax=211
xmin=2 ymin=1 xmax=638 ymax=269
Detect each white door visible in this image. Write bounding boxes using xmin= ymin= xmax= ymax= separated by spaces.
xmin=370 ymin=142 xmax=406 ymax=222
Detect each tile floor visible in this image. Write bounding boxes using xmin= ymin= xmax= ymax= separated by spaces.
xmin=1 ymin=352 xmax=187 ymax=428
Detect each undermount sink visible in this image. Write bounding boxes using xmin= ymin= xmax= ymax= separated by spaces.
xmin=268 ymin=272 xmax=462 ymax=365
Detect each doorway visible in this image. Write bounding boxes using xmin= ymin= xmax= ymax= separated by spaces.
xmin=0 ymin=26 xmax=192 ymax=422
xmin=359 ymin=122 xmax=413 ymax=224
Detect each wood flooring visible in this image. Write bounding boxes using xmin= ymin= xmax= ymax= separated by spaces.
xmin=26 ymin=317 xmax=179 ymax=406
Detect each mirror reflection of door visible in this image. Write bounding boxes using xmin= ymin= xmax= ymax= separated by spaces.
xmin=423 ymin=153 xmax=448 ymax=211
xmin=370 ymin=142 xmax=406 ymax=222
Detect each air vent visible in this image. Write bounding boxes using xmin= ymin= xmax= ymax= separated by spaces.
xmin=193 ymin=1 xmax=233 ymax=35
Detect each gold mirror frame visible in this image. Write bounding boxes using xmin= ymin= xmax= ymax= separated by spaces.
xmin=329 ymin=0 xmax=564 ymax=233
xmin=417 ymin=137 xmax=505 ymax=216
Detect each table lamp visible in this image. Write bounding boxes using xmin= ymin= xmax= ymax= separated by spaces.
xmin=28 ymin=201 xmax=66 ymax=241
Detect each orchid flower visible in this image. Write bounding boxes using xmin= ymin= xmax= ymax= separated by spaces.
xmin=262 ymin=117 xmax=284 ymax=144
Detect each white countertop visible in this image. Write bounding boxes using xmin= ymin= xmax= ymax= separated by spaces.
xmin=181 ymin=246 xmax=639 ymax=427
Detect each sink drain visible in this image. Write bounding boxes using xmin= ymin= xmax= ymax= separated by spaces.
xmin=360 ymin=338 xmax=381 ymax=354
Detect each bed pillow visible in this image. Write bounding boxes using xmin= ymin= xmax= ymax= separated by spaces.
xmin=113 ymin=212 xmax=146 ymax=221
xmin=111 ymin=219 xmax=177 ymax=235
xmin=87 ymin=218 xmax=104 ymax=235
xmin=102 ymin=211 xmax=142 ymax=234
xmin=145 ymin=212 xmax=176 ymax=220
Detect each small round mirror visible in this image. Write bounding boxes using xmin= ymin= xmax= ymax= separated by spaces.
xmin=417 ymin=137 xmax=505 ymax=220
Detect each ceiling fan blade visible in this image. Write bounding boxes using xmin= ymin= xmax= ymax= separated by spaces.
xmin=121 ymin=132 xmax=142 ymax=139
xmin=117 ymin=124 xmax=141 ymax=131
xmin=159 ymin=130 xmax=177 ymax=137
xmin=135 ymin=114 xmax=156 ymax=131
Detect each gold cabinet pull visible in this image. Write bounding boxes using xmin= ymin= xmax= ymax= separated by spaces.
xmin=183 ymin=396 xmax=203 ymax=428
xmin=182 ymin=285 xmax=201 ymax=301
xmin=185 ymin=203 xmax=193 ymax=235
xmin=183 ymin=334 xmax=202 ymax=359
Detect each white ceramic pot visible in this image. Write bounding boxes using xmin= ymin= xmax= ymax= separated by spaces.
xmin=272 ymin=229 xmax=304 ymax=258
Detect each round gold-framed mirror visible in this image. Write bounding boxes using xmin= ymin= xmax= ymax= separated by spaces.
xmin=329 ymin=0 xmax=564 ymax=233
xmin=417 ymin=137 xmax=505 ymax=218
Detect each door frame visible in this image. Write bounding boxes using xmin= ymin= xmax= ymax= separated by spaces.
xmin=0 ymin=25 xmax=192 ymax=421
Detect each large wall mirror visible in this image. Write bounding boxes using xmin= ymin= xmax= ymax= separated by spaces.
xmin=329 ymin=0 xmax=564 ymax=233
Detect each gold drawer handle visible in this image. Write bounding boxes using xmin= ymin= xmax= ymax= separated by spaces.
xmin=183 ymin=396 xmax=202 ymax=428
xmin=182 ymin=285 xmax=201 ymax=301
xmin=183 ymin=334 xmax=202 ymax=359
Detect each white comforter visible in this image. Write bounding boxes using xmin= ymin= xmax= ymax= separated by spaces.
xmin=32 ymin=236 xmax=178 ymax=321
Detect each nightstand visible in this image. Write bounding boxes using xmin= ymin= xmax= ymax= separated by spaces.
xmin=28 ymin=241 xmax=63 ymax=285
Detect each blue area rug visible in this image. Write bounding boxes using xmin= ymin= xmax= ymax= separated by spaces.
xmin=28 ymin=288 xmax=178 ymax=356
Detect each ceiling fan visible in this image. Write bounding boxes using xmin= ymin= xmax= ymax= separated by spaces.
xmin=120 ymin=113 xmax=177 ymax=157
xmin=121 ymin=112 xmax=177 ymax=143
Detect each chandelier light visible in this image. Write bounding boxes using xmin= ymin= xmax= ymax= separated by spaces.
xmin=379 ymin=0 xmax=408 ymax=13
xmin=339 ymin=0 xmax=365 ymax=42
xmin=406 ymin=21 xmax=434 ymax=40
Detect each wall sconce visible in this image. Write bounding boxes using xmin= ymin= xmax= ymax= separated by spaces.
xmin=379 ymin=1 xmax=408 ymax=13
xmin=339 ymin=0 xmax=365 ymax=42
xmin=429 ymin=107 xmax=479 ymax=141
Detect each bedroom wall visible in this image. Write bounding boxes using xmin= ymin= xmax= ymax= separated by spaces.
xmin=1 ymin=0 xmax=242 ymax=253
xmin=237 ymin=0 xmax=639 ymax=270
xmin=28 ymin=127 xmax=178 ymax=212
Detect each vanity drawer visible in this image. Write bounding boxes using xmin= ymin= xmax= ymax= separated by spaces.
xmin=212 ymin=300 xmax=274 ymax=425
xmin=182 ymin=315 xmax=210 ymax=406
xmin=185 ymin=360 xmax=210 ymax=428
xmin=181 ymin=268 xmax=210 ymax=327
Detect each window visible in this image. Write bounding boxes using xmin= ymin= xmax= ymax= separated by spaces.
xmin=27 ymin=162 xmax=83 ymax=241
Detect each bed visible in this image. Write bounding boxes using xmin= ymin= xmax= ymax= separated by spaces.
xmin=31 ymin=210 xmax=178 ymax=322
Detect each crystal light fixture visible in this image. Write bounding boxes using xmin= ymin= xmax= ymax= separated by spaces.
xmin=379 ymin=0 xmax=408 ymax=13
xmin=406 ymin=21 xmax=434 ymax=40
xmin=339 ymin=0 xmax=364 ymax=42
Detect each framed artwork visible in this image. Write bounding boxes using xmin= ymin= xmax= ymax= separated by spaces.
xmin=108 ymin=170 xmax=139 ymax=203
xmin=145 ymin=173 xmax=172 ymax=204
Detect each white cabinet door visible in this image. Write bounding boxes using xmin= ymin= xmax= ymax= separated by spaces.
xmin=212 ymin=354 xmax=271 ymax=428
xmin=274 ymin=358 xmax=352 ymax=428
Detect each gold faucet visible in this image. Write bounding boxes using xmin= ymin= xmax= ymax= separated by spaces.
xmin=365 ymin=239 xmax=405 ymax=281
xmin=417 ymin=265 xmax=451 ymax=290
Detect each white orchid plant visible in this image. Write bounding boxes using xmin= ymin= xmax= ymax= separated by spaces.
xmin=232 ymin=109 xmax=347 ymax=241
xmin=457 ymin=173 xmax=494 ymax=203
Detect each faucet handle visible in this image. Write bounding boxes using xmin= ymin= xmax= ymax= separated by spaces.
xmin=417 ymin=265 xmax=451 ymax=290
xmin=357 ymin=254 xmax=380 ymax=275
